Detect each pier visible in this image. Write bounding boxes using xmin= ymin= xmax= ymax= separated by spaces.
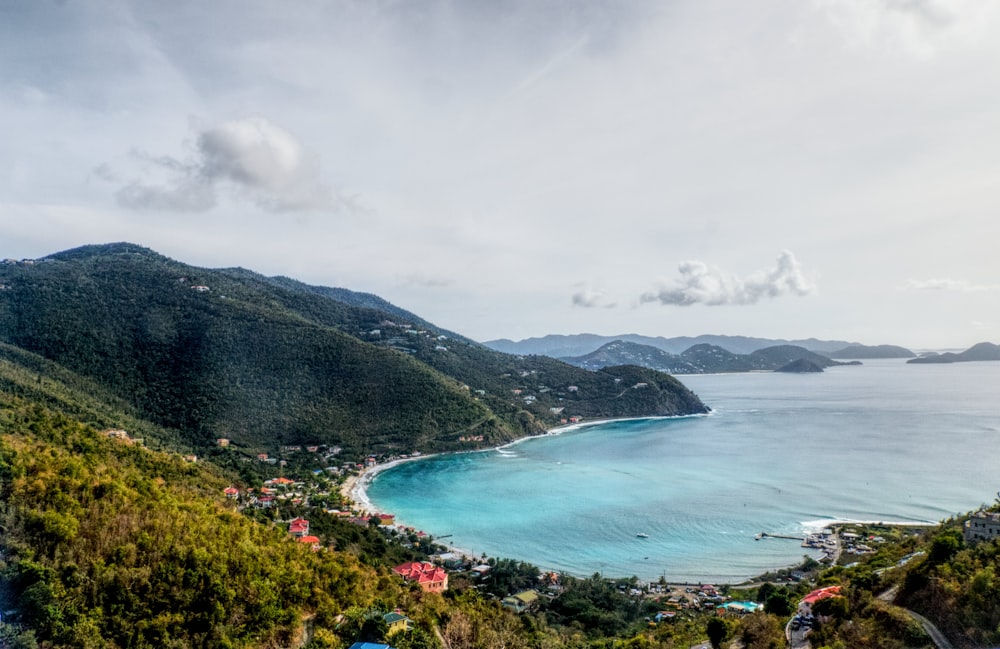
xmin=755 ymin=532 xmax=806 ymax=541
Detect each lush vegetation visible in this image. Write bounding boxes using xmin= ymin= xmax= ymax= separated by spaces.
xmin=0 ymin=245 xmax=707 ymax=456
xmin=6 ymin=244 xmax=1000 ymax=649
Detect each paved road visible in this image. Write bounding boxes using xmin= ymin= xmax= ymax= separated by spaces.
xmin=905 ymin=609 xmax=955 ymax=649
xmin=879 ymin=585 xmax=956 ymax=649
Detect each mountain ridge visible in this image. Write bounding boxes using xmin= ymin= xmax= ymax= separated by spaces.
xmin=0 ymin=243 xmax=708 ymax=456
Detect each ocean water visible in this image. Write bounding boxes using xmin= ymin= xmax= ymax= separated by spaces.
xmin=366 ymin=359 xmax=1000 ymax=583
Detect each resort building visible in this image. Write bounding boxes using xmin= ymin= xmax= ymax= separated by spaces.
xmin=964 ymin=510 xmax=1000 ymax=544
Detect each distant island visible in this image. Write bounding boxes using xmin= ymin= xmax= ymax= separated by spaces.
xmin=558 ymin=340 xmax=865 ymax=374
xmin=775 ymin=358 xmax=826 ymax=373
xmin=907 ymin=342 xmax=1000 ymax=364
xmin=486 ymin=334 xmax=915 ymax=364
xmin=828 ymin=344 xmax=915 ymax=359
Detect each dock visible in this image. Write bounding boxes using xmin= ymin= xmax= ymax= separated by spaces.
xmin=755 ymin=532 xmax=806 ymax=541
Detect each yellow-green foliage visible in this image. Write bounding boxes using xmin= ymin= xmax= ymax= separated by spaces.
xmin=0 ymin=397 xmax=394 ymax=648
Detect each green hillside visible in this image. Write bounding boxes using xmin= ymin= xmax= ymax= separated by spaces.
xmin=0 ymin=244 xmax=707 ymax=455
xmin=0 ymin=393 xmax=395 ymax=647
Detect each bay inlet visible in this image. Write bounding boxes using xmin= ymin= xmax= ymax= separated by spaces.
xmin=366 ymin=359 xmax=1000 ymax=583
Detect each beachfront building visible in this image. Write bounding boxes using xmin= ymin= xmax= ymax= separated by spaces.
xmin=392 ymin=561 xmax=448 ymax=593
xmin=964 ymin=510 xmax=1000 ymax=544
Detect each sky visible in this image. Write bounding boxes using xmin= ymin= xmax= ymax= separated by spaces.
xmin=2 ymin=0 xmax=999 ymax=349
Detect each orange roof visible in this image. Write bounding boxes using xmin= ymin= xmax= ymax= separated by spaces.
xmin=803 ymin=585 xmax=842 ymax=606
xmin=392 ymin=561 xmax=447 ymax=584
xmin=297 ymin=535 xmax=320 ymax=544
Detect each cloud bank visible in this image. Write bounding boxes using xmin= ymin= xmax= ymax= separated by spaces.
xmin=109 ymin=117 xmax=339 ymax=213
xmin=640 ymin=251 xmax=816 ymax=307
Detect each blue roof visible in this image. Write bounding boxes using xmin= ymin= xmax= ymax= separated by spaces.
xmin=349 ymin=643 xmax=392 ymax=649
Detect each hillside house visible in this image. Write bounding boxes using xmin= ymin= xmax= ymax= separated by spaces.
xmin=383 ymin=612 xmax=413 ymax=636
xmin=289 ymin=517 xmax=310 ymax=536
xmin=296 ymin=535 xmax=322 ymax=551
xmin=392 ymin=561 xmax=448 ymax=593
xmin=223 ymin=487 xmax=239 ymax=499
xmin=801 ymin=585 xmax=842 ymax=612
xmin=502 ymin=590 xmax=539 ymax=613
xmin=965 ymin=510 xmax=1000 ymax=543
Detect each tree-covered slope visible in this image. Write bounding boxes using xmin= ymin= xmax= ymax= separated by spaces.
xmin=0 ymin=394 xmax=397 ymax=648
xmin=0 ymin=244 xmax=708 ymax=454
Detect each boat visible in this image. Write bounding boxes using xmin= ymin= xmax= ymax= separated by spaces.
xmin=636 ymin=532 xmax=649 ymax=538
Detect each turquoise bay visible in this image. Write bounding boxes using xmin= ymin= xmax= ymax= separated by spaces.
xmin=366 ymin=359 xmax=1000 ymax=583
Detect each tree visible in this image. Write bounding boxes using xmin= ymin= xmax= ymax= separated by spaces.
xmin=706 ymin=617 xmax=728 ymax=649
xmin=740 ymin=613 xmax=785 ymax=649
xmin=764 ymin=591 xmax=792 ymax=617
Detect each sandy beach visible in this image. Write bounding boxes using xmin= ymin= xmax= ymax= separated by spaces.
xmin=340 ymin=454 xmax=433 ymax=515
xmin=340 ymin=416 xmax=683 ymax=514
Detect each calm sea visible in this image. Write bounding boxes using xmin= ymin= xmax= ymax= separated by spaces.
xmin=366 ymin=359 xmax=1000 ymax=583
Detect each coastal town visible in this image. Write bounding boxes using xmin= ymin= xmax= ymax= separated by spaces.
xmin=204 ymin=439 xmax=966 ymax=648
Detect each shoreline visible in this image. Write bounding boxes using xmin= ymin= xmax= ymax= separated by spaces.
xmin=337 ymin=414 xmax=936 ymax=585
xmin=342 ymin=413 xmax=710 ymax=515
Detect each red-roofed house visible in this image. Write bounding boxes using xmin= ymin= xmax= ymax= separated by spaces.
xmin=802 ymin=585 xmax=842 ymax=609
xmin=224 ymin=487 xmax=239 ymax=499
xmin=289 ymin=517 xmax=310 ymax=537
xmin=392 ymin=561 xmax=449 ymax=593
xmin=297 ymin=535 xmax=322 ymax=551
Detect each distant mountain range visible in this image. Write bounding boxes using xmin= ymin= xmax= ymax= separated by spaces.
xmin=559 ymin=340 xmax=862 ymax=374
xmin=484 ymin=333 xmax=867 ymax=358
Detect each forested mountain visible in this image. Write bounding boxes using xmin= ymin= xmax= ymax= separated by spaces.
xmin=0 ymin=244 xmax=707 ymax=455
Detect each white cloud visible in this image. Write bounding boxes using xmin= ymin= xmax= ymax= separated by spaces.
xmin=640 ymin=251 xmax=816 ymax=307
xmin=106 ymin=117 xmax=341 ymax=213
xmin=572 ymin=287 xmax=617 ymax=309
xmin=905 ymin=278 xmax=999 ymax=292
